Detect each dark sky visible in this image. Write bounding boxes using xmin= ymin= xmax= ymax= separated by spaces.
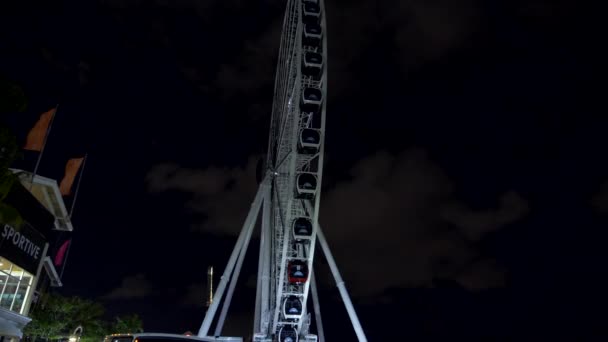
xmin=1 ymin=0 xmax=606 ymax=340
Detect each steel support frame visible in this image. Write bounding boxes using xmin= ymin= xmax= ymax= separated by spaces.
xmin=254 ymin=184 xmax=272 ymax=333
xmin=317 ymin=226 xmax=368 ymax=342
xmin=259 ymin=184 xmax=273 ymax=333
xmin=309 ymin=270 xmax=325 ymax=342
xmin=198 ymin=178 xmax=367 ymax=342
xmin=198 ymin=179 xmax=265 ymax=337
xmin=214 ymin=193 xmax=259 ymax=336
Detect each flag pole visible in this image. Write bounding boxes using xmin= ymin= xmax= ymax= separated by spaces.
xmin=61 ymin=153 xmax=86 ymax=281
xmin=69 ymin=153 xmax=87 ymax=219
xmin=30 ymin=104 xmax=58 ymax=190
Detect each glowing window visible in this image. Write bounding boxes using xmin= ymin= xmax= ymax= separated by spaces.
xmin=0 ymin=256 xmax=34 ymax=314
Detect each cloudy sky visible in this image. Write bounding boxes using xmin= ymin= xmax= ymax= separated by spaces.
xmin=1 ymin=0 xmax=605 ymax=340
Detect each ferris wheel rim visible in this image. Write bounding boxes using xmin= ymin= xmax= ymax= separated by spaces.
xmin=261 ymin=0 xmax=329 ymax=339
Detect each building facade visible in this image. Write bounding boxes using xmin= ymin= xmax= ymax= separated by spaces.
xmin=0 ymin=170 xmax=72 ymax=340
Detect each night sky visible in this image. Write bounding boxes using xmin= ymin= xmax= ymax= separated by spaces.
xmin=1 ymin=0 xmax=605 ymax=340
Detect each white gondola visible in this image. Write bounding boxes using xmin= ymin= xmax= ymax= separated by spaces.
xmin=282 ymin=295 xmax=304 ymax=319
xmin=278 ymin=325 xmax=299 ymax=342
xmin=303 ymin=23 xmax=322 ymax=47
xmin=288 ymin=259 xmax=309 ymax=284
xmin=298 ymin=128 xmax=321 ymax=154
xmin=295 ymin=173 xmax=317 ymax=199
xmin=301 ymin=51 xmax=323 ymax=80
xmin=302 ymin=2 xmax=321 ymax=23
xmin=300 ymin=87 xmax=322 ymax=114
xmin=292 ymin=217 xmax=313 ymax=240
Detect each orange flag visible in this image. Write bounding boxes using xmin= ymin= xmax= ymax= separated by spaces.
xmin=23 ymin=107 xmax=56 ymax=151
xmin=59 ymin=157 xmax=84 ymax=196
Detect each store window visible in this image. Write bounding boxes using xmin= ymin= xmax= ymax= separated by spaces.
xmin=0 ymin=257 xmax=34 ymax=315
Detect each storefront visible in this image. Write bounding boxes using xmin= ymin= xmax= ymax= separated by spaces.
xmin=0 ymin=253 xmax=37 ymax=339
xmin=0 ymin=178 xmax=54 ymax=340
xmin=1 ymin=225 xmax=43 ymax=310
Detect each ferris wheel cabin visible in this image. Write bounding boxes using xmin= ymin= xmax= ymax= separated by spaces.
xmin=282 ymin=295 xmax=304 ymax=319
xmin=292 ymin=217 xmax=313 ymax=240
xmin=302 ymin=51 xmax=323 ymax=80
xmin=300 ymin=87 xmax=322 ymax=114
xmin=295 ymin=173 xmax=317 ymax=199
xmin=303 ymin=23 xmax=323 ymax=47
xmin=287 ymin=260 xmax=309 ymax=284
xmin=298 ymin=128 xmax=321 ymax=154
xmin=302 ymin=2 xmax=321 ymax=23
xmin=278 ymin=325 xmax=299 ymax=342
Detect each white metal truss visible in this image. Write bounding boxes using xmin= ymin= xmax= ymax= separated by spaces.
xmin=197 ymin=0 xmax=368 ymax=341
xmin=197 ymin=177 xmax=367 ymax=341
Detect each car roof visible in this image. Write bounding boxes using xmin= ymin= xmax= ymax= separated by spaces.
xmin=105 ymin=333 xmax=242 ymax=342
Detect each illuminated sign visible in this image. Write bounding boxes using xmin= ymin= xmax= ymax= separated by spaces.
xmin=0 ymin=223 xmax=45 ymax=273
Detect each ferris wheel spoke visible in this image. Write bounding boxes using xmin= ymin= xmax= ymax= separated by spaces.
xmin=300 ymin=199 xmax=311 ymax=217
xmin=274 ymin=149 xmax=294 ymax=172
xmin=272 ymin=177 xmax=287 ymax=230
xmin=274 ymin=115 xmax=294 ymax=168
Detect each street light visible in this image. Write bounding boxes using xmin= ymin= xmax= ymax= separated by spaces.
xmin=69 ymin=325 xmax=83 ymax=342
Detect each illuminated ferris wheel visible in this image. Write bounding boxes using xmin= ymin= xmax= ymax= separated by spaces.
xmin=197 ymin=1 xmax=367 ymax=341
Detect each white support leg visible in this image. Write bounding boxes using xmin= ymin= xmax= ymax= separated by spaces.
xmin=254 ymin=201 xmax=265 ymax=333
xmin=214 ymin=193 xmax=260 ymax=336
xmin=317 ymin=226 xmax=368 ymax=342
xmin=260 ymin=184 xmax=272 ymax=334
xmin=310 ymin=270 xmax=325 ymax=342
xmin=198 ymin=184 xmax=265 ymax=337
xmin=254 ymin=182 xmax=272 ymax=335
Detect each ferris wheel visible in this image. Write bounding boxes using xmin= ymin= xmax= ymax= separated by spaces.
xmin=197 ymin=1 xmax=367 ymax=341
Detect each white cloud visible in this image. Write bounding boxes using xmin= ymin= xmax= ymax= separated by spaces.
xmin=591 ymin=180 xmax=608 ymax=214
xmin=147 ymin=156 xmax=261 ymax=236
xmin=146 ymin=149 xmax=529 ymax=297
xmin=180 ymin=283 xmax=208 ymax=308
xmin=102 ymin=273 xmax=153 ymax=299
xmin=440 ymin=190 xmax=530 ymax=241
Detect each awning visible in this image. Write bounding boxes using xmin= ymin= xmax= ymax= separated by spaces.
xmin=3 ymin=179 xmax=55 ymax=237
xmin=0 ymin=307 xmax=32 ymax=338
